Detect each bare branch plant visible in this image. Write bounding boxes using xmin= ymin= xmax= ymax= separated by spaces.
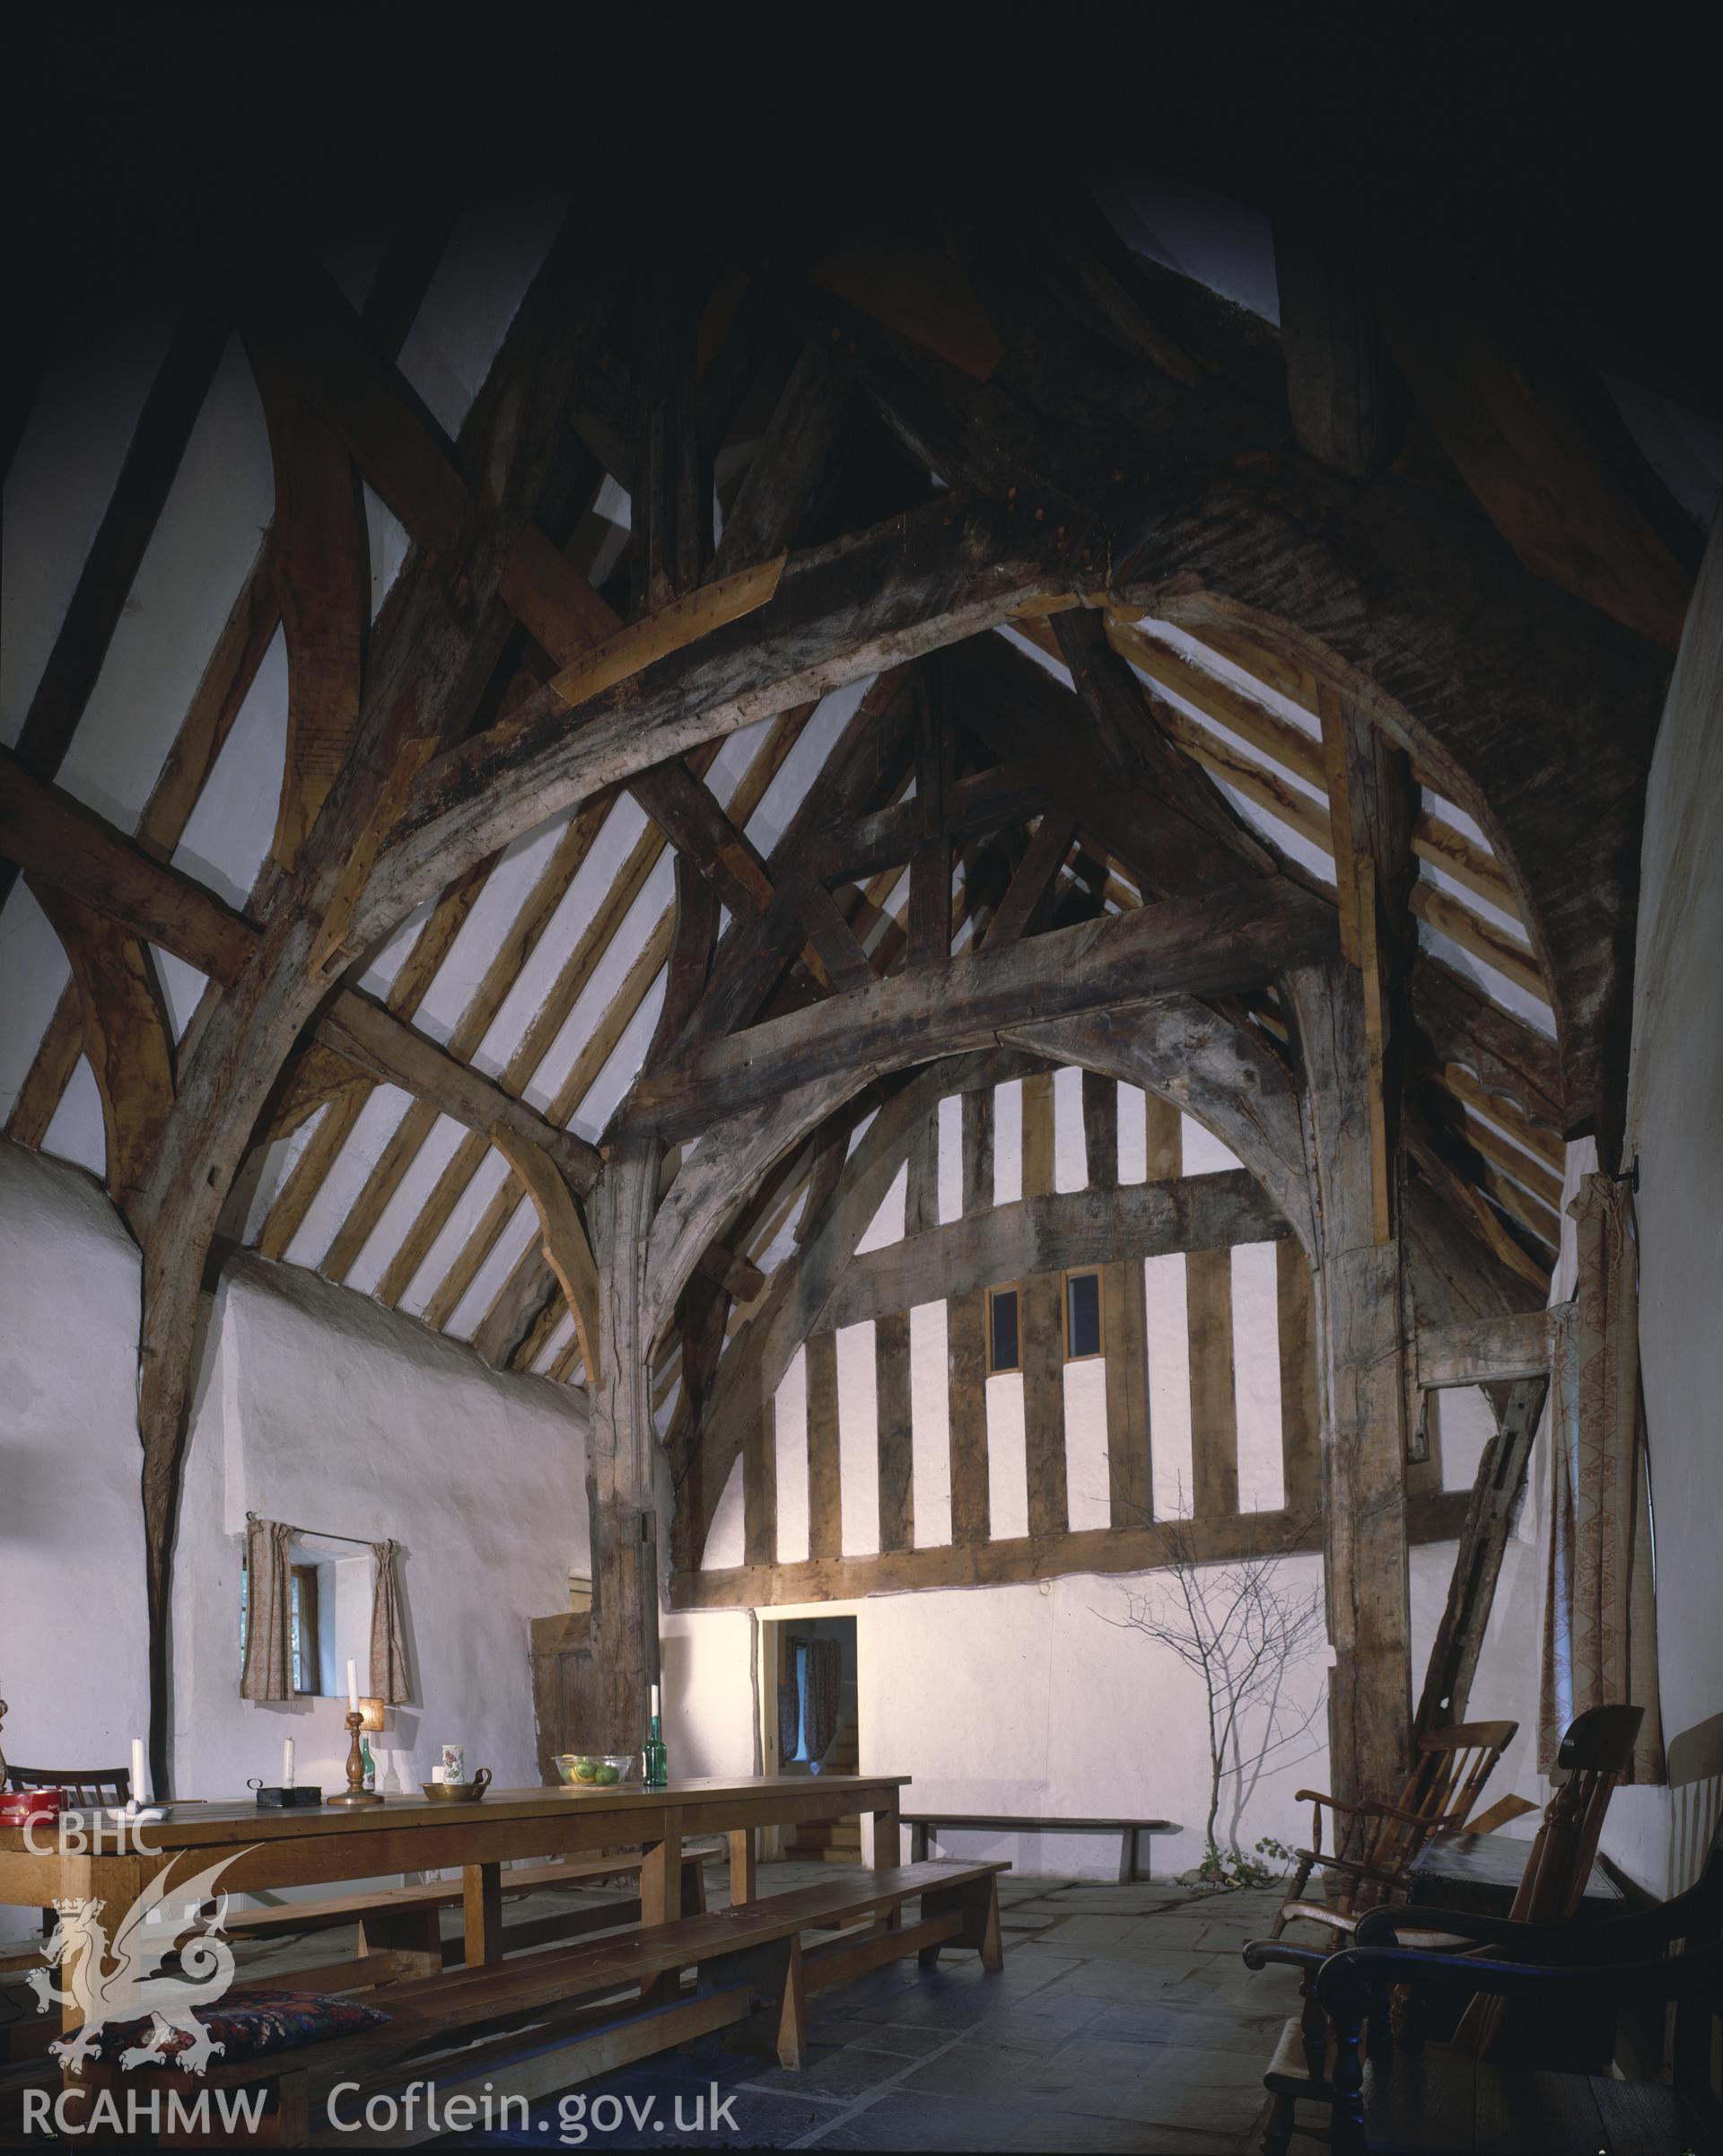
xmin=1102 ymin=1493 xmax=1327 ymax=1886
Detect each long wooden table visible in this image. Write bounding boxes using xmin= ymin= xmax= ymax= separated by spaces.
xmin=0 ymin=1774 xmax=908 ymax=2012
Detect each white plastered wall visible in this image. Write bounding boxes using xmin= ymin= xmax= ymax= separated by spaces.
xmin=660 ymin=1549 xmax=1483 ymax=1880
xmin=0 ymin=1142 xmax=589 ymax=1801
xmin=1602 ymin=510 xmax=1723 ymax=1894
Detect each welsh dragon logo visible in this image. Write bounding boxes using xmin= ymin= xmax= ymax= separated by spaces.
xmin=25 ymin=1852 xmax=249 ymax=2075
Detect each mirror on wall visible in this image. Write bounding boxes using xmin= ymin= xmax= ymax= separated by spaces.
xmin=239 ymin=1537 xmax=375 ymax=1697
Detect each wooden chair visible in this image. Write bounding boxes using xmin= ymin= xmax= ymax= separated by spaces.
xmin=1246 ymin=1705 xmax=1642 ymax=2154
xmin=5 ymin=1765 xmax=133 ymax=1938
xmin=1316 ymin=1925 xmax=1723 ymax=2153
xmin=1448 ymin=1702 xmax=1642 ymax=2059
xmin=1268 ymin=1719 xmax=1518 ymax=1943
xmin=1352 ymin=1797 xmax=1723 ymax=2055
xmin=4 ymin=1763 xmax=133 ymax=1809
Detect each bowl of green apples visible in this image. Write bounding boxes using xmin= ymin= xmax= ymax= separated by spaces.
xmin=554 ymin=1752 xmax=635 ymax=1790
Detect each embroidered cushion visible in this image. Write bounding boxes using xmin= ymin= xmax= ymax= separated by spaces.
xmin=90 ymin=1987 xmax=388 ymax=2064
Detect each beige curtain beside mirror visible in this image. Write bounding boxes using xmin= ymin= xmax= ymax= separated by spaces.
xmin=370 ymin=1537 xmax=412 ymax=1705
xmin=240 ymin=1517 xmax=295 ymax=1701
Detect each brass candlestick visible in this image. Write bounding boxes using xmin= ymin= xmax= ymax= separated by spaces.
xmin=326 ymin=1712 xmax=385 ymax=1807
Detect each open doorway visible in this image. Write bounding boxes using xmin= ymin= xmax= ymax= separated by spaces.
xmin=761 ymin=1615 xmax=860 ymax=1862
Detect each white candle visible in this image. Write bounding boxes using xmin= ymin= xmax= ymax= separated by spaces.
xmin=346 ymin=1660 xmax=359 ymax=1714
xmin=651 ymin=1683 xmax=660 ymax=1719
xmin=130 ymin=1738 xmax=145 ymax=1804
xmin=283 ymin=1739 xmax=294 ymax=1788
xmin=431 ymin=1766 xmax=444 ymax=1784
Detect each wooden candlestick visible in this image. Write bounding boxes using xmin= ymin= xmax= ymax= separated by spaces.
xmin=326 ymin=1711 xmax=385 ymax=1807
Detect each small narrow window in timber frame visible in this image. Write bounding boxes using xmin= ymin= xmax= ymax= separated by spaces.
xmin=986 ymin=1284 xmax=1021 ymax=1373
xmin=1063 ymin=1269 xmax=1104 ymax=1362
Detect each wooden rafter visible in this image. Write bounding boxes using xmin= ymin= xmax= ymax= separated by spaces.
xmin=1432 ymin=1059 xmax=1563 ymax=1173
xmin=391 ymin=706 xmax=809 ymax=1330
xmin=826 ymin=246 xmax=1667 ymax=1146
xmin=678 ymin=671 xmax=918 ymax=1047
xmin=1411 ymin=957 xmax=1562 ymax=1133
xmin=256 ymin=851 xmax=496 ymax=1263
xmin=1273 ymin=222 xmax=1401 ymax=481
xmin=0 ymin=291 xmax=229 ymax=915
xmin=0 ymin=753 xmax=598 ymax=1196
xmin=961 ymin=631 xmax=1271 ymax=902
xmin=5 ymin=192 xmax=459 ymax=1148
xmin=1410 ymin=878 xmax=1546 ymax=1004
xmin=1019 ymin=609 xmax=1526 ymax=921
xmin=363 ymin=498 xmax=1090 ymax=940
xmin=243 ymin=228 xmax=873 ymax=1011
xmin=1375 ymin=266 xmax=1692 ymax=650
xmin=243 ymin=326 xmax=368 ymax=868
xmin=1407 ymin=1112 xmax=1552 ymax=1293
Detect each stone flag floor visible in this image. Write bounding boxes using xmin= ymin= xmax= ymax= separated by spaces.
xmin=389 ymin=1865 xmax=1302 ymax=2152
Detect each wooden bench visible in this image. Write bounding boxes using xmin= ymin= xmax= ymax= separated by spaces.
xmin=904 ymin=1810 xmax=1174 ymax=1881
xmin=82 ymin=1859 xmax=1008 ymax=2147
xmin=224 ymin=1849 xmax=711 ymax=1976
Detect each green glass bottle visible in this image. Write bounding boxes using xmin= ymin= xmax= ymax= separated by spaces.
xmin=643 ymin=1682 xmax=669 ymax=1789
xmin=360 ymin=1736 xmax=376 ymax=1794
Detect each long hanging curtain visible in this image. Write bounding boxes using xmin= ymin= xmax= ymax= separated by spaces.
xmin=369 ymin=1538 xmax=412 ymax=1705
xmin=240 ymin=1518 xmax=295 ymax=1701
xmin=1539 ymin=1176 xmax=1665 ymax=1784
xmin=777 ymin=1641 xmax=803 ymax=1762
xmin=803 ymin=1637 xmax=842 ymax=1765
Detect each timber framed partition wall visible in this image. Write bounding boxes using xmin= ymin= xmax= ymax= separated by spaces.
xmin=672 ymin=1065 xmax=1469 ymax=1613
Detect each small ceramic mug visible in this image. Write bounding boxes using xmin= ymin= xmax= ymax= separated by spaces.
xmin=440 ymin=1744 xmax=465 ymax=1784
